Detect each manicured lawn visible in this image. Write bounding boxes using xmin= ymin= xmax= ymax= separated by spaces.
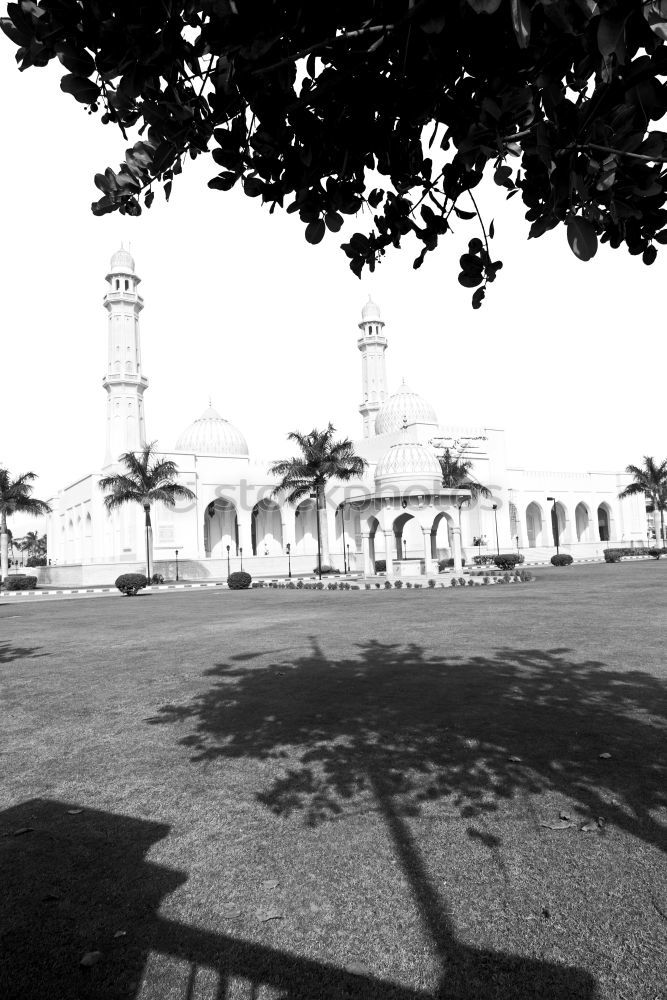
xmin=1 ymin=562 xmax=665 ymax=1000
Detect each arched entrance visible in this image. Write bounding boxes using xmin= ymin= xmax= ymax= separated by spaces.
xmin=575 ymin=502 xmax=590 ymax=542
xmin=295 ymin=499 xmax=318 ymax=555
xmin=204 ymin=498 xmax=238 ymax=558
xmin=597 ymin=503 xmax=611 ymax=542
xmin=367 ymin=515 xmax=380 ymax=567
xmin=431 ymin=511 xmax=454 ymax=559
xmin=392 ymin=512 xmax=422 ymax=560
xmin=525 ymin=502 xmax=544 ymax=548
xmin=251 ymin=499 xmax=283 ymax=555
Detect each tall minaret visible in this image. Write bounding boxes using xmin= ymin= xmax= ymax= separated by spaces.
xmin=357 ymin=295 xmax=388 ymax=437
xmin=102 ymin=248 xmax=148 ymax=467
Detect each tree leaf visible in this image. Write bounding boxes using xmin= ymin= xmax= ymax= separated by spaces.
xmin=566 ymin=217 xmax=598 ymax=261
xmin=305 ymin=219 xmax=326 ymax=244
xmin=325 ymin=212 xmax=343 ymax=233
xmin=60 ymin=73 xmax=100 ymax=104
xmin=80 ymin=951 xmax=102 ymax=967
xmin=57 ymin=47 xmax=95 ymax=77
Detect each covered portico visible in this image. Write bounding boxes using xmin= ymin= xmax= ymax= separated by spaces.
xmin=342 ymin=436 xmax=470 ymax=576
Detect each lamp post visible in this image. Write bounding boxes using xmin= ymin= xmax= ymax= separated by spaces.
xmin=403 ymin=537 xmax=407 ymax=560
xmin=286 ymin=542 xmax=292 ymax=578
xmin=339 ymin=505 xmax=348 ymax=574
xmin=239 ymin=546 xmax=243 ymax=572
xmin=547 ymin=496 xmax=559 ymax=555
xmin=515 ymin=535 xmax=520 ymax=556
xmin=226 ymin=544 xmax=230 ymax=578
xmin=347 ymin=543 xmax=350 ymax=573
xmin=492 ymin=504 xmax=500 ymax=555
xmin=175 ymin=549 xmax=179 ymax=582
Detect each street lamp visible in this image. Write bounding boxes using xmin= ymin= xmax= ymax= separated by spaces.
xmin=286 ymin=542 xmax=292 ymax=578
xmin=347 ymin=543 xmax=350 ymax=573
xmin=226 ymin=543 xmax=231 ymax=578
xmin=338 ymin=504 xmax=348 ymax=574
xmin=515 ymin=535 xmax=520 ymax=555
xmin=175 ymin=549 xmax=179 ymax=582
xmin=547 ymin=497 xmax=559 ymax=555
xmin=492 ymin=504 xmax=500 ymax=555
xmin=239 ymin=546 xmax=243 ymax=572
xmin=403 ymin=537 xmax=407 ymax=560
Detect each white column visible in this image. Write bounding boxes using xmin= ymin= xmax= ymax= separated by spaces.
xmin=422 ymin=529 xmax=436 ymax=576
xmin=451 ymin=526 xmax=463 ymax=574
xmin=384 ymin=531 xmax=394 ymax=575
xmin=361 ymin=532 xmax=373 ymax=576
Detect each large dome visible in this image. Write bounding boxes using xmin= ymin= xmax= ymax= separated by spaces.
xmin=175 ymin=405 xmax=249 ymax=457
xmin=375 ymin=440 xmax=442 ymax=490
xmin=375 ymin=380 xmax=438 ymax=435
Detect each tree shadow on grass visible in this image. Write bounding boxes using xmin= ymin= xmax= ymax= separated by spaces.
xmin=0 ymin=798 xmax=595 ymax=1000
xmin=145 ymin=638 xmax=667 ymax=997
xmin=0 ymin=640 xmax=43 ymax=665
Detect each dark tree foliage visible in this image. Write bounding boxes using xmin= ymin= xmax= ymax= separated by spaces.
xmin=4 ymin=1 xmax=667 ymax=306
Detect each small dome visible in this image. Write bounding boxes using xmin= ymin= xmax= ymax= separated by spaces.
xmin=375 ymin=440 xmax=442 ymax=490
xmin=375 ymin=380 xmax=438 ymax=435
xmin=175 ymin=405 xmax=249 ymax=458
xmin=361 ymin=295 xmax=381 ymax=322
xmin=110 ymin=247 xmax=135 ymax=273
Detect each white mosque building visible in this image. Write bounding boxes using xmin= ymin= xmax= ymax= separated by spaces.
xmin=42 ymin=249 xmax=647 ymax=585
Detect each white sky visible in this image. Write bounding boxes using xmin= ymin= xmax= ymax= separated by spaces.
xmin=2 ymin=53 xmax=665 ymax=535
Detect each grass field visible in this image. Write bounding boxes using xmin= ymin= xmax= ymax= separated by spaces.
xmin=1 ymin=562 xmax=666 ymax=1000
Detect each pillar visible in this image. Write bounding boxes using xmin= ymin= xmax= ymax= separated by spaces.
xmin=422 ymin=528 xmax=436 ymax=576
xmin=451 ymin=525 xmax=463 ymax=574
xmin=383 ymin=530 xmax=394 ymax=575
xmin=361 ymin=532 xmax=374 ymax=576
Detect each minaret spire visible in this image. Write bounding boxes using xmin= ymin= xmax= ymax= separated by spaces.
xmin=357 ymin=295 xmax=388 ymax=438
xmin=102 ymin=248 xmax=148 ymax=467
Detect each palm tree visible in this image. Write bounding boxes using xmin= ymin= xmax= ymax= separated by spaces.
xmin=23 ymin=530 xmax=39 ymax=558
xmin=270 ymin=424 xmax=367 ymax=579
xmin=618 ymin=457 xmax=667 ymax=548
xmin=99 ymin=443 xmax=195 ymax=580
xmin=438 ymin=447 xmax=491 ymax=501
xmin=0 ymin=469 xmax=52 ymax=582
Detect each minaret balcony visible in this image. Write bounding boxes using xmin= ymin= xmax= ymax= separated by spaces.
xmin=103 ymin=292 xmax=144 ymax=310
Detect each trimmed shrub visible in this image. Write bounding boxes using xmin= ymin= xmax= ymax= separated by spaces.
xmin=365 ymin=583 xmax=371 ymax=590
xmin=493 ymin=553 xmax=523 ymax=570
xmin=483 ymin=576 xmax=490 ymax=585
xmin=550 ymin=554 xmax=573 ymax=566
xmin=315 ymin=581 xmax=324 ymax=590
xmin=394 ymin=579 xmax=403 ymax=588
xmin=467 ymin=578 xmax=475 ymax=586
xmin=375 ymin=582 xmax=381 ymax=588
xmin=450 ymin=578 xmax=458 ymax=587
xmin=315 ymin=564 xmax=340 ymax=575
xmin=518 ymin=569 xmax=534 ymax=582
xmin=604 ymin=550 xmax=621 ymax=563
xmin=296 ymin=579 xmax=304 ymax=588
xmin=286 ymin=581 xmax=296 ymax=588
xmin=115 ymin=573 xmax=147 ymax=596
xmin=438 ymin=557 xmax=466 ymax=571
xmin=150 ymin=573 xmax=165 ymax=584
xmin=26 ymin=556 xmax=47 ymax=567
xmin=428 ymin=579 xmax=436 ymax=588
xmin=406 ymin=581 xmax=412 ymax=588
xmin=228 ymin=571 xmax=252 ymax=590
xmin=649 ymin=549 xmax=662 ymax=559
xmin=605 ymin=546 xmax=667 ymax=559
xmin=374 ymin=560 xmax=386 ymax=573
xmin=3 ymin=574 xmax=38 ymax=591
xmin=327 ymin=582 xmax=338 ymax=590
xmin=352 ymin=584 xmax=360 ymax=590
xmin=384 ymin=580 xmax=392 ymax=589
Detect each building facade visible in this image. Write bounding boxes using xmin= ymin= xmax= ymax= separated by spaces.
xmin=43 ymin=251 xmax=647 ymax=585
